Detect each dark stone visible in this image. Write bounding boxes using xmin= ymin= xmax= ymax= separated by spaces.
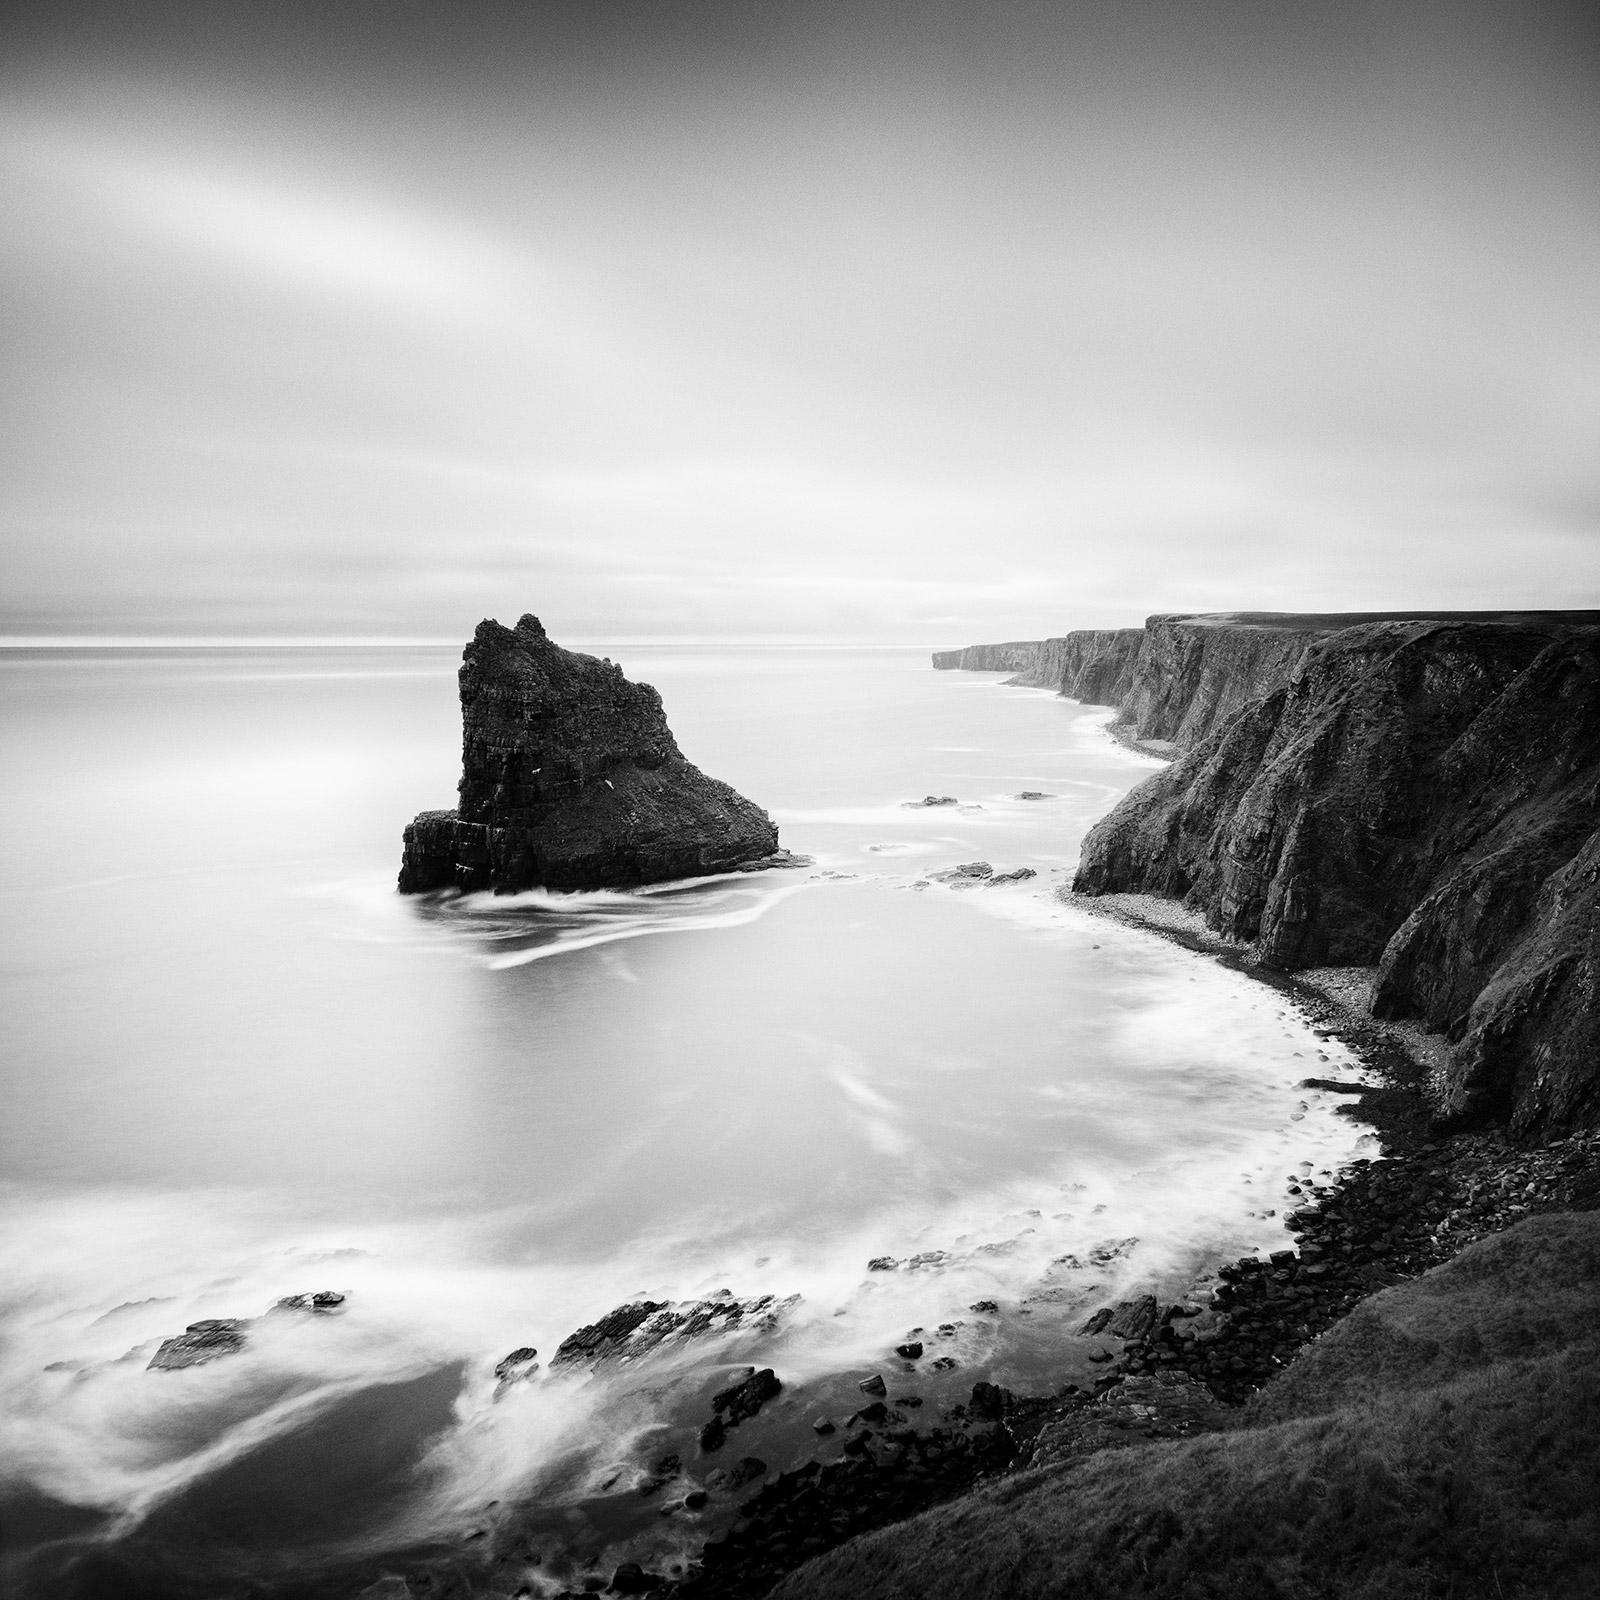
xmin=986 ymin=867 xmax=1038 ymax=885
xmin=711 ymin=1366 xmax=781 ymax=1424
xmin=969 ymin=1299 xmax=999 ymax=1314
xmin=271 ymin=1290 xmax=346 ymax=1313
xmin=610 ymin=1562 xmax=656 ymax=1594
xmin=902 ymin=795 xmax=959 ymax=807
xmin=894 ymin=1341 xmax=923 ymax=1360
xmin=550 ymin=1301 xmax=668 ymax=1368
xmin=147 ymin=1319 xmax=248 ymax=1371
xmin=493 ymin=1346 xmax=538 ymax=1381
xmin=1105 ymin=1296 xmax=1160 ymax=1340
xmin=398 ymin=615 xmax=780 ymax=893
xmin=698 ymin=1418 xmax=727 ymax=1453
xmin=857 ymin=1374 xmax=887 ymax=1396
xmin=727 ymin=1456 xmax=767 ymax=1489
xmin=969 ymin=1381 xmax=1009 ymax=1419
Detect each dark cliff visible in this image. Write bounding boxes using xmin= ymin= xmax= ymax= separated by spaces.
xmin=935 ymin=610 xmax=1593 ymax=748
xmin=399 ymin=615 xmax=779 ymax=893
xmin=1071 ymin=617 xmax=1600 ymax=1134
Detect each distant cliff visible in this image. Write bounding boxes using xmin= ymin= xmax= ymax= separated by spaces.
xmin=399 ymin=615 xmax=779 ymax=893
xmin=938 ymin=611 xmax=1600 ymax=1134
xmin=929 ymin=641 xmax=1045 ymax=673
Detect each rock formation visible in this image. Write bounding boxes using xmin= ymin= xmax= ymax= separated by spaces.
xmin=938 ymin=611 xmax=1600 ymax=1134
xmin=399 ymin=615 xmax=781 ymax=893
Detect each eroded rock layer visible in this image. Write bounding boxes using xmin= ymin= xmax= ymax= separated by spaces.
xmin=399 ymin=615 xmax=779 ymax=893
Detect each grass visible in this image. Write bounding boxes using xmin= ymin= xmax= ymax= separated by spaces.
xmin=772 ymin=1214 xmax=1600 ymax=1600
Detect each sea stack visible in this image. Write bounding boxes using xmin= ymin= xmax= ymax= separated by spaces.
xmin=399 ymin=615 xmax=780 ymax=893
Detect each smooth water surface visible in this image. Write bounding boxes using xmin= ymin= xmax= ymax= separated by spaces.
xmin=0 ymin=643 xmax=1373 ymax=1592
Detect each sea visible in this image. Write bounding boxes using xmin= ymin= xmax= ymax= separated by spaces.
xmin=0 ymin=641 xmax=1375 ymax=1597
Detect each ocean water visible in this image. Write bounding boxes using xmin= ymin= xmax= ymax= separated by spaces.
xmin=0 ymin=643 xmax=1374 ymax=1596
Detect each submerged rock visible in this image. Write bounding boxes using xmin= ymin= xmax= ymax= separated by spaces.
xmin=146 ymin=1290 xmax=349 ymax=1371
xmin=549 ymin=1293 xmax=792 ymax=1372
xmin=147 ymin=1319 xmax=248 ymax=1371
xmin=986 ymin=867 xmax=1037 ymax=885
xmin=398 ymin=615 xmax=780 ymax=893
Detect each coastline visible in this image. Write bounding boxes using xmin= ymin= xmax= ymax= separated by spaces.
xmin=653 ymin=688 xmax=1600 ymax=1597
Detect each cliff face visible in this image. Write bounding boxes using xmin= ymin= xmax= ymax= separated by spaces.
xmin=1112 ymin=614 xmax=1325 ymax=744
xmin=930 ymin=641 xmax=1045 ymax=673
xmin=1072 ymin=619 xmax=1600 ymax=1135
xmin=399 ymin=615 xmax=779 ymax=893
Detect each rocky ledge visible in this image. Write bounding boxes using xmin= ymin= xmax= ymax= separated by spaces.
xmin=399 ymin=615 xmax=782 ymax=893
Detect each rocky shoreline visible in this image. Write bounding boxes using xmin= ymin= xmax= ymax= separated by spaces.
xmin=469 ymin=912 xmax=1590 ymax=1600
xmin=626 ymin=990 xmax=1591 ymax=1600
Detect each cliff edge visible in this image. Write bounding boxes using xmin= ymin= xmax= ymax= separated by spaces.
xmin=398 ymin=615 xmax=779 ymax=893
xmin=936 ymin=610 xmax=1600 ymax=1133
xmin=1068 ymin=616 xmax=1600 ymax=1134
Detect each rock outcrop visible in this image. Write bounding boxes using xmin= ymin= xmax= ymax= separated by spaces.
xmin=1069 ymin=617 xmax=1600 ymax=1134
xmin=399 ymin=615 xmax=780 ymax=893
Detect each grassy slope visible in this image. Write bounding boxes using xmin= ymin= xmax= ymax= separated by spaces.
xmin=772 ymin=1214 xmax=1600 ymax=1600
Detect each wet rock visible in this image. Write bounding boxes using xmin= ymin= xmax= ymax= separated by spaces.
xmin=857 ymin=1374 xmax=887 ymax=1396
xmin=711 ymin=1366 xmax=781 ymax=1424
xmin=610 ymin=1561 xmax=657 ymax=1594
xmin=1015 ymin=791 xmax=1053 ymax=800
xmin=272 ymin=1290 xmax=346 ymax=1313
xmin=902 ymin=795 xmax=959 ymax=808
xmin=1083 ymin=1294 xmax=1159 ymax=1340
xmin=147 ymin=1319 xmax=248 ymax=1371
xmin=969 ymin=1299 xmax=999 ymax=1314
xmin=494 ymin=1346 xmax=539 ymax=1381
xmin=930 ymin=862 xmax=992 ymax=885
xmin=894 ymin=1341 xmax=923 ymax=1361
xmin=550 ymin=1294 xmax=790 ymax=1373
xmin=398 ymin=614 xmax=779 ymax=894
xmin=552 ymin=1302 xmax=667 ymax=1368
xmin=986 ymin=867 xmax=1038 ymax=885
xmin=866 ymin=1256 xmax=899 ymax=1271
xmin=811 ymin=1417 xmax=835 ymax=1435
xmin=698 ymin=1418 xmax=728 ymax=1453
xmin=969 ymin=1381 xmax=1009 ymax=1420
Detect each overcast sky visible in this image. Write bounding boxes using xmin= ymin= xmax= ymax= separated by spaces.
xmin=3 ymin=0 xmax=1598 ymax=642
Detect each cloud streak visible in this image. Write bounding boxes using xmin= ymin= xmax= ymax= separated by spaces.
xmin=2 ymin=0 xmax=1597 ymax=640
